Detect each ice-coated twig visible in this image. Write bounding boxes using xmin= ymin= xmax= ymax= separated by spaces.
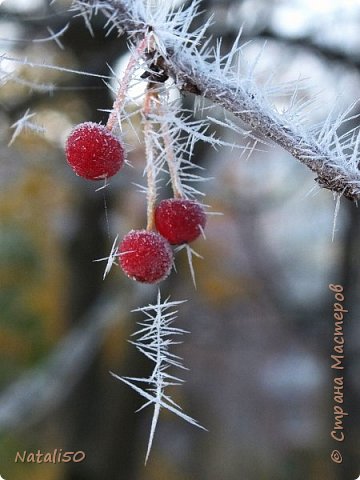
xmin=106 ymin=36 xmax=149 ymax=132
xmin=74 ymin=0 xmax=360 ymax=202
xmin=111 ymin=290 xmax=205 ymax=463
xmin=0 ymin=23 xmax=69 ymax=50
xmin=1 ymin=54 xmax=111 ymax=79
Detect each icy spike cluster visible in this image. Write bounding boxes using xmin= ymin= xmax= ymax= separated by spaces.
xmin=111 ymin=291 xmax=205 ymax=463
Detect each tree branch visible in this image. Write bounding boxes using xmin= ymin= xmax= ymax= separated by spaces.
xmin=75 ymin=0 xmax=360 ymax=202
xmin=0 ymin=295 xmax=119 ymax=431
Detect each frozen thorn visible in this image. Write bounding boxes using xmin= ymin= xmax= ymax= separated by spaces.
xmin=93 ymin=235 xmax=120 ymax=280
xmin=8 ymin=109 xmax=45 ymax=146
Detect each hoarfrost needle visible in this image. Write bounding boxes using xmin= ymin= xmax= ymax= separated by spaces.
xmin=111 ymin=291 xmax=206 ymax=463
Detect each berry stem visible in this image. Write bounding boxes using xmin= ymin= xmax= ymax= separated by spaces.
xmin=143 ymin=86 xmax=159 ymax=230
xmin=106 ymin=36 xmax=149 ymax=133
xmin=157 ymin=101 xmax=184 ymax=199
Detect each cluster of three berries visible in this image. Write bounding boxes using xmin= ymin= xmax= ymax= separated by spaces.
xmin=65 ymin=122 xmax=206 ymax=283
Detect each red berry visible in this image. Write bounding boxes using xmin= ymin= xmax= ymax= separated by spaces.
xmin=65 ymin=122 xmax=125 ymax=180
xmin=155 ymin=198 xmax=206 ymax=244
xmin=119 ymin=230 xmax=173 ymax=284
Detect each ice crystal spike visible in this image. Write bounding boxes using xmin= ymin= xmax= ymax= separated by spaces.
xmin=9 ymin=109 xmax=45 ymax=146
xmin=111 ymin=291 xmax=205 ymax=464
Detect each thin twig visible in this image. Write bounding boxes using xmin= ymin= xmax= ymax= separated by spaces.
xmin=106 ymin=36 xmax=149 ymax=132
xmin=143 ymin=86 xmax=159 ymax=230
xmin=157 ymin=99 xmax=184 ymax=198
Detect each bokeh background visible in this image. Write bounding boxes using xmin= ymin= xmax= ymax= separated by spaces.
xmin=0 ymin=0 xmax=360 ymax=479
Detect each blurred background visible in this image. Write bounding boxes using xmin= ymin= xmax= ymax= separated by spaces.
xmin=0 ymin=0 xmax=360 ymax=479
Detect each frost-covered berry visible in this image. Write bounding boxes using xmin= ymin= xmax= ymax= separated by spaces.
xmin=155 ymin=198 xmax=206 ymax=244
xmin=119 ymin=230 xmax=173 ymax=284
xmin=65 ymin=122 xmax=125 ymax=180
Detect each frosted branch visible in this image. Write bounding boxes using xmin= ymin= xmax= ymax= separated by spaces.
xmin=74 ymin=0 xmax=360 ymax=202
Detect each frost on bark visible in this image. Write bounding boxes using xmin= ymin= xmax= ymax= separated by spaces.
xmin=73 ymin=0 xmax=360 ymax=202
